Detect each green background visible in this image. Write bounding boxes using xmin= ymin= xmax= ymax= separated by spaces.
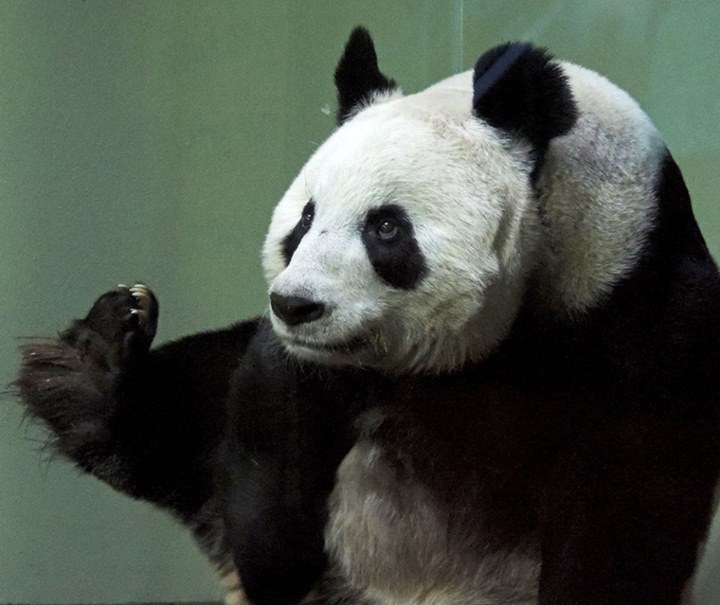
xmin=1 ymin=1 xmax=718 ymax=602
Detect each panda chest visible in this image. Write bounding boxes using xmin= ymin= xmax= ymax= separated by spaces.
xmin=324 ymin=399 xmax=542 ymax=605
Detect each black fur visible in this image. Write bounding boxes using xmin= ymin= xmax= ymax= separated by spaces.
xmin=473 ymin=42 xmax=577 ymax=174
xmin=361 ymin=204 xmax=428 ymax=290
xmin=219 ymin=321 xmax=384 ymax=604
xmin=15 ymin=286 xmax=260 ymax=575
xmin=334 ymin=26 xmax=397 ymax=124
xmin=18 ymin=185 xmax=719 ymax=601
xmin=14 ymin=284 xmax=378 ymax=604
xmin=12 ymin=30 xmax=720 ymax=605
xmin=505 ymin=150 xmax=720 ymax=603
xmin=281 ymin=200 xmax=315 ymax=265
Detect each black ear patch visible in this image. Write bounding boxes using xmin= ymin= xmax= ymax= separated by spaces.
xmin=334 ymin=27 xmax=398 ymax=124
xmin=473 ymin=42 xmax=577 ymax=157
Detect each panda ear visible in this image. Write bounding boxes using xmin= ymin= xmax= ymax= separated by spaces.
xmin=334 ymin=26 xmax=398 ymax=124
xmin=473 ymin=42 xmax=577 ymax=154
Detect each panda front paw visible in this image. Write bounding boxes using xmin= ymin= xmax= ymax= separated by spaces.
xmin=67 ymin=283 xmax=160 ymax=367
xmin=127 ymin=284 xmax=159 ymax=342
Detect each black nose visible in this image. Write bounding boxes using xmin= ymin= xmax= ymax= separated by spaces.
xmin=270 ymin=293 xmax=325 ymax=326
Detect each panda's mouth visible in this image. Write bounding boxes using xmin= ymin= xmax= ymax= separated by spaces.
xmin=285 ymin=334 xmax=369 ymax=355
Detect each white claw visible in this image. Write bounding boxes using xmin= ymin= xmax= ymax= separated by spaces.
xmin=117 ymin=284 xmax=128 ymax=289
xmin=130 ymin=285 xmax=153 ymax=315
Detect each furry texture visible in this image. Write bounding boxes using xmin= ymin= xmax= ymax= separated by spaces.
xmin=262 ymin=81 xmax=538 ymax=374
xmin=334 ymin=26 xmax=400 ymax=124
xmin=262 ymin=50 xmax=661 ymax=374
xmin=13 ymin=29 xmax=720 ymax=605
xmin=473 ymin=42 xmax=577 ymax=177
xmin=15 ymin=286 xmax=258 ymax=605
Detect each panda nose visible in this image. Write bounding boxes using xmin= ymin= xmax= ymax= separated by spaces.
xmin=270 ymin=293 xmax=326 ymax=326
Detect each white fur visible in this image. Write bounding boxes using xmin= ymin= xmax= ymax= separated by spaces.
xmin=403 ymin=64 xmax=665 ymax=315
xmin=264 ymin=84 xmax=537 ymax=374
xmin=534 ymin=62 xmax=665 ymax=313
xmin=263 ymin=60 xmax=666 ymax=373
xmin=217 ymin=567 xmax=247 ymax=605
xmin=326 ymin=436 xmax=539 ymax=605
xmin=264 ymin=63 xmax=669 ymax=599
xmin=263 ymin=55 xmax=672 ymax=602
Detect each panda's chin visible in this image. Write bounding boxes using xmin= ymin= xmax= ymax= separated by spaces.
xmin=282 ymin=335 xmax=374 ymax=368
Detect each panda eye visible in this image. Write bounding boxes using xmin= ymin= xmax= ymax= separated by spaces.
xmin=300 ymin=205 xmax=314 ymax=230
xmin=377 ymin=218 xmax=398 ymax=241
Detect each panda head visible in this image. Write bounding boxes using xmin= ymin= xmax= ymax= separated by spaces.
xmin=262 ymin=27 xmax=578 ymax=374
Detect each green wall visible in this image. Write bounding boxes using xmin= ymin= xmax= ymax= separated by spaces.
xmin=0 ymin=1 xmax=717 ymax=602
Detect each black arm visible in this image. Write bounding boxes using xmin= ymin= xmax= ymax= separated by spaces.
xmin=15 ymin=285 xmax=260 ymax=518
xmin=219 ymin=321 xmax=374 ymax=605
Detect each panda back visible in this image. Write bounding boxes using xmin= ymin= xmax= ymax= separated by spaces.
xmin=533 ymin=61 xmax=669 ymax=313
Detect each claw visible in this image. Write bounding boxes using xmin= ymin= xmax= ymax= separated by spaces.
xmin=129 ymin=307 xmax=148 ymax=329
xmin=130 ymin=285 xmax=153 ymax=314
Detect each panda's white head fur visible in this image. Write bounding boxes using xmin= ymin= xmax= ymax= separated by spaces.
xmin=263 ymin=27 xmax=665 ymax=374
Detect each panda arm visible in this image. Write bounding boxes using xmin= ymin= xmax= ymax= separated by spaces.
xmin=220 ymin=432 xmax=329 ymax=605
xmin=218 ymin=327 xmax=367 ymax=605
xmin=217 ymin=330 xmax=332 ymax=605
xmin=14 ymin=285 xmax=261 ymax=518
xmin=538 ymin=416 xmax=718 ymax=605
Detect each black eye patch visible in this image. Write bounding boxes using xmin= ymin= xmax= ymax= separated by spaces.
xmin=281 ymin=200 xmax=315 ymax=265
xmin=362 ymin=205 xmax=428 ymax=290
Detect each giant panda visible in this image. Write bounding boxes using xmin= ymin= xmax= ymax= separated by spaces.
xmin=15 ymin=26 xmax=720 ymax=605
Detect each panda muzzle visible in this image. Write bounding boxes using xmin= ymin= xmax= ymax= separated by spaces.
xmin=270 ymin=293 xmax=326 ymax=326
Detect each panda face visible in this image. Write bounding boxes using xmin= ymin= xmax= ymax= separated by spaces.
xmin=262 ymin=86 xmax=538 ymax=374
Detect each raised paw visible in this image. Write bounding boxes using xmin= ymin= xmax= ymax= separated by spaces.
xmin=127 ymin=284 xmax=159 ymax=341
xmin=68 ymin=283 xmax=160 ymax=366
